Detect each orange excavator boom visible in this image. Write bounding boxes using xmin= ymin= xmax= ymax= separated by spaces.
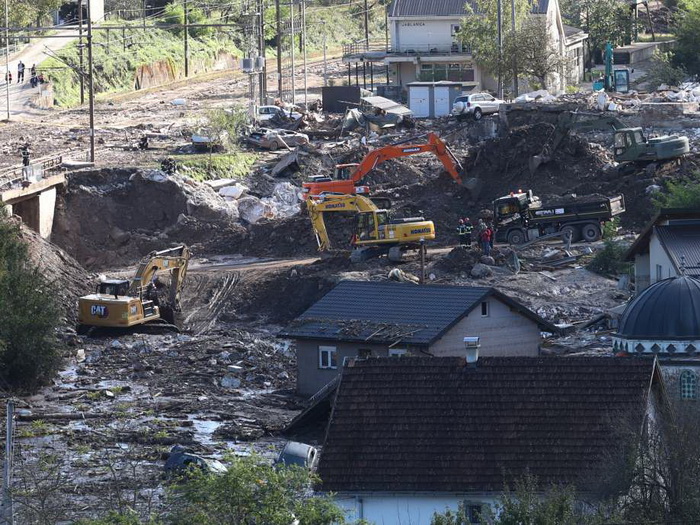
xmin=302 ymin=132 xmax=465 ymax=199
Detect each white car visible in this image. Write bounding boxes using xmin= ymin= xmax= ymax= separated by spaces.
xmin=256 ymin=105 xmax=303 ymax=123
xmin=452 ymin=93 xmax=504 ymax=121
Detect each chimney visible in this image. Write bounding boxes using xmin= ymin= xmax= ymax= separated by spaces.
xmin=463 ymin=337 xmax=480 ymax=365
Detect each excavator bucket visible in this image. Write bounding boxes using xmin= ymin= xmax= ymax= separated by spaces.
xmin=529 ymin=154 xmax=548 ymax=175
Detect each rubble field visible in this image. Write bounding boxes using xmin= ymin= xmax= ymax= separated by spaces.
xmin=4 ymin=53 xmax=700 ymax=521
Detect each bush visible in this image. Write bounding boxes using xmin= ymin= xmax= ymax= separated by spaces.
xmin=161 ymin=3 xmax=214 ymax=38
xmin=653 ymin=172 xmax=700 ymax=209
xmin=0 ymin=214 xmax=62 ymax=392
xmin=641 ymin=50 xmax=687 ymax=90
xmin=587 ymin=240 xmax=632 ymax=277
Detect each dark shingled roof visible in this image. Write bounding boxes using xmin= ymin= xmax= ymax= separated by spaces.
xmin=318 ymin=356 xmax=657 ymax=494
xmin=656 ymin=225 xmax=700 ymax=276
xmin=618 ymin=275 xmax=700 ymax=340
xmin=388 ymin=0 xmax=549 ymax=16
xmin=279 ymin=281 xmax=557 ymax=345
xmin=625 ymin=209 xmax=700 ymax=261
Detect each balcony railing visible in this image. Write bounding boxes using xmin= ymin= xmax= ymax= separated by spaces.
xmin=343 ymin=40 xmax=470 ymax=58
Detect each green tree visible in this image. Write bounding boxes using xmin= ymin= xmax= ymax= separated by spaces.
xmin=510 ymin=17 xmax=567 ymax=90
xmin=161 ymin=3 xmax=214 ymax=38
xmin=459 ymin=0 xmax=534 ymax=89
xmin=167 ymin=455 xmax=347 ymax=525
xmin=0 ymin=213 xmax=62 ymax=392
xmin=653 ymin=171 xmax=700 ymax=208
xmin=642 ymin=50 xmax=688 ymax=89
xmin=673 ymin=0 xmax=700 ymax=76
xmin=560 ymin=0 xmax=631 ymax=61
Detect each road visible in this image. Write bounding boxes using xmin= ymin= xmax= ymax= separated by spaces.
xmin=0 ymin=28 xmax=79 ymax=119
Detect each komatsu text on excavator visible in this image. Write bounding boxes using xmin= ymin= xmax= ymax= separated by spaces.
xmin=77 ymin=245 xmax=190 ymax=333
xmin=302 ymin=132 xmax=476 ymax=199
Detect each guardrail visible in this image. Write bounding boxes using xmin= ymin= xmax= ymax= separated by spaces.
xmin=343 ymin=41 xmax=470 ymax=57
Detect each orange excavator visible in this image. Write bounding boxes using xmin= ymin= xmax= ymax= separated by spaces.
xmin=301 ymin=132 xmax=474 ymax=199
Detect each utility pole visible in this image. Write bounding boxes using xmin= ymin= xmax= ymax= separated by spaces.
xmin=4 ymin=0 xmax=9 ymax=121
xmin=322 ymin=31 xmax=327 ymax=86
xmin=301 ymin=0 xmax=307 ymax=106
xmin=496 ymin=0 xmax=503 ymax=98
xmin=258 ymin=0 xmax=266 ymax=105
xmin=289 ymin=0 xmax=295 ymax=104
xmin=78 ymin=0 xmax=84 ymax=104
xmin=275 ymin=0 xmax=282 ymax=97
xmin=142 ymin=0 xmax=146 ymax=29
xmin=511 ymin=0 xmax=517 ymax=97
xmin=363 ymin=0 xmax=369 ymax=47
xmin=87 ymin=0 xmax=95 ymax=163
xmin=183 ymin=0 xmax=189 ymax=77
xmin=1 ymin=399 xmax=14 ymax=525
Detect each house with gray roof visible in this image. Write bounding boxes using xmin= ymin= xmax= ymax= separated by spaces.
xmin=624 ymin=209 xmax=700 ymax=294
xmin=367 ymin=0 xmax=587 ymax=95
xmin=318 ymin=356 xmax=666 ymax=525
xmin=280 ymin=281 xmax=557 ymax=397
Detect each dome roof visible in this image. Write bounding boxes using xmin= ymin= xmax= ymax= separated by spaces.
xmin=618 ymin=275 xmax=700 ymax=340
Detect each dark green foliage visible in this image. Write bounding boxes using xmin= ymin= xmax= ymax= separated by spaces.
xmin=0 ymin=214 xmax=61 ymax=392
xmin=161 ymin=3 xmax=215 ymax=38
xmin=652 ymin=172 xmax=700 ymax=209
xmin=167 ymin=455 xmax=347 ymax=525
xmin=673 ymin=0 xmax=700 ymax=76
xmin=587 ymin=240 xmax=632 ymax=277
xmin=642 ymin=50 xmax=688 ymax=89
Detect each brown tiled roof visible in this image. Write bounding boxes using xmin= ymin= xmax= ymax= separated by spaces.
xmin=318 ymin=356 xmax=657 ymax=494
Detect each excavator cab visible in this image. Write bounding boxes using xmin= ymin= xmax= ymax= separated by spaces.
xmin=97 ymin=280 xmax=130 ymax=297
xmin=335 ymin=164 xmax=359 ymax=180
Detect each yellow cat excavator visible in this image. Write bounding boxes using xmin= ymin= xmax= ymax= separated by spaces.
xmin=307 ymin=194 xmax=435 ymax=262
xmin=77 ymin=245 xmax=190 ymax=333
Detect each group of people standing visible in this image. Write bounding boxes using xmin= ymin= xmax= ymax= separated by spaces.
xmin=5 ymin=62 xmax=42 ymax=87
xmin=457 ymin=217 xmax=494 ymax=256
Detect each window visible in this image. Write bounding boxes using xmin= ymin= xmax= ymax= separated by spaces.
xmin=450 ymin=24 xmax=461 ymax=36
xmin=466 ymin=504 xmax=483 ymax=524
xmin=656 ymin=264 xmax=663 ymax=281
xmin=680 ymin=370 xmax=697 ymax=400
xmin=318 ymin=346 xmax=337 ymax=369
xmin=358 ymin=348 xmax=373 ymax=359
xmin=481 ymin=301 xmax=489 ymax=317
xmin=389 ymin=348 xmax=407 ymax=357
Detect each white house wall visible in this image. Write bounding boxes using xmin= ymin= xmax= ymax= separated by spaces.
xmin=390 ymin=17 xmax=461 ymax=52
xmin=649 ymin=232 xmax=676 ymax=284
xmin=430 ymin=298 xmax=542 ymax=356
xmin=335 ymin=494 xmax=498 ymax=525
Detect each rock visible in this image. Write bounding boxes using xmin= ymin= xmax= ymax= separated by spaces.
xmin=110 ymin=340 xmax=123 ymax=349
xmin=221 ymin=375 xmax=241 ymax=389
xmin=480 ymin=256 xmax=495 ymax=265
xmin=471 ymin=263 xmax=493 ymax=279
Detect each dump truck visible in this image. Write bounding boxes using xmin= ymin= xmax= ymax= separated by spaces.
xmin=77 ymin=245 xmax=190 ymax=333
xmin=307 ymin=193 xmax=435 ymax=262
xmin=493 ymin=190 xmax=625 ymax=245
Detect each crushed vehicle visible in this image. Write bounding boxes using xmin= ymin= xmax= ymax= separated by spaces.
xmin=452 ymin=92 xmax=505 ymax=120
xmin=256 ymin=105 xmax=303 ymax=124
xmin=163 ymin=445 xmax=227 ymax=478
xmin=247 ymin=128 xmax=309 ymax=151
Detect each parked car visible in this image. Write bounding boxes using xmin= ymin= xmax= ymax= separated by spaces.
xmin=247 ymin=128 xmax=309 ymax=151
xmin=452 ymin=92 xmax=504 ymax=121
xmin=256 ymin=105 xmax=303 ymax=123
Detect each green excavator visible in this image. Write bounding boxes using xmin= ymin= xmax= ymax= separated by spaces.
xmin=529 ymin=111 xmax=690 ymax=174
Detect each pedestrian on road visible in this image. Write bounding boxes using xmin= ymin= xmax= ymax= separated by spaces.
xmin=17 ymin=61 xmax=25 ymax=83
xmin=30 ymin=69 xmax=37 ymax=88
xmin=5 ymin=71 xmax=11 ymax=83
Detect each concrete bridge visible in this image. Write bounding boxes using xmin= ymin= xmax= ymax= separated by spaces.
xmin=0 ymin=155 xmax=66 ymax=239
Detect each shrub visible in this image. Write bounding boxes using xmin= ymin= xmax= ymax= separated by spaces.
xmin=0 ymin=214 xmax=62 ymax=392
xmin=587 ymin=240 xmax=632 ymax=277
xmin=653 ymin=172 xmax=700 ymax=209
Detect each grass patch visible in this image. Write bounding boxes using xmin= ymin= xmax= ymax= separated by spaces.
xmin=42 ymin=20 xmax=241 ymax=107
xmin=636 ymin=33 xmax=675 ymax=43
xmin=170 ymin=152 xmax=257 ymax=181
